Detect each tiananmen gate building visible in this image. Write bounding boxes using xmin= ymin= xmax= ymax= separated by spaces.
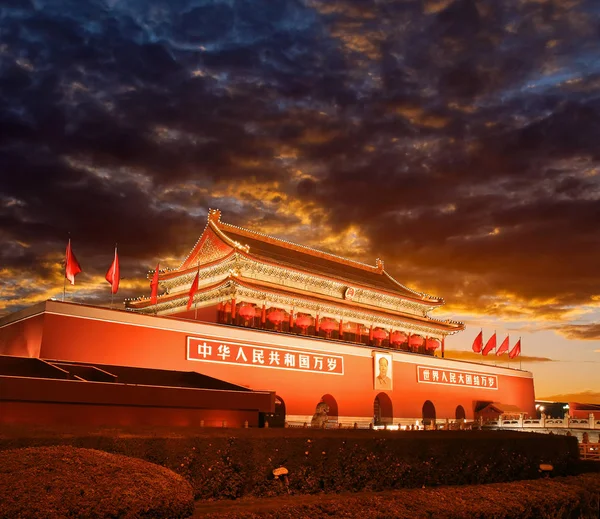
xmin=0 ymin=209 xmax=536 ymax=428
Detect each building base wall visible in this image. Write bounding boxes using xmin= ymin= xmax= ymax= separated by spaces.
xmin=0 ymin=301 xmax=537 ymax=426
xmin=0 ymin=401 xmax=258 ymax=428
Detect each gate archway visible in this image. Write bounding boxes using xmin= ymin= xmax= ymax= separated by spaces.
xmin=320 ymin=394 xmax=338 ymax=421
xmin=374 ymin=393 xmax=393 ymax=425
xmin=422 ymin=400 xmax=436 ymax=426
xmin=455 ymin=405 xmax=466 ymax=421
xmin=310 ymin=394 xmax=338 ymax=427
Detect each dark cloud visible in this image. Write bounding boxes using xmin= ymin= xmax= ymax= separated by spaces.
xmin=554 ymin=324 xmax=600 ymax=341
xmin=1 ymin=0 xmax=600 ymax=322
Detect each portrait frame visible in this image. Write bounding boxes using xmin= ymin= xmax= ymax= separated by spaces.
xmin=373 ymin=352 xmax=393 ymax=391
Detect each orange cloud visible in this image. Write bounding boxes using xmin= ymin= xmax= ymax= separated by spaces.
xmin=537 ymin=391 xmax=600 ymax=405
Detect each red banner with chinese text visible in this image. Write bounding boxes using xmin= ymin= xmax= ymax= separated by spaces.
xmin=187 ymin=336 xmax=344 ymax=375
xmin=417 ymin=366 xmax=498 ymax=390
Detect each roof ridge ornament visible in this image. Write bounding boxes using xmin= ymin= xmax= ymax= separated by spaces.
xmin=207 ymin=209 xmax=250 ymax=253
xmin=376 ymin=258 xmax=384 ymax=272
xmin=208 ymin=208 xmax=222 ymax=223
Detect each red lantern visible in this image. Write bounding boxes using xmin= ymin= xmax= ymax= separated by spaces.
xmin=319 ymin=319 xmax=337 ymax=336
xmin=267 ymin=309 xmax=285 ymax=325
xmin=238 ymin=304 xmax=255 ymax=321
xmin=372 ymin=328 xmax=388 ymax=341
xmin=295 ymin=314 xmax=312 ymax=332
xmin=390 ymin=331 xmax=407 ymax=345
xmin=426 ymin=338 xmax=440 ymax=350
xmin=409 ymin=335 xmax=424 ymax=347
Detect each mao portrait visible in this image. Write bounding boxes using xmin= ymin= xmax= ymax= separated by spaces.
xmin=374 ymin=353 xmax=393 ymax=390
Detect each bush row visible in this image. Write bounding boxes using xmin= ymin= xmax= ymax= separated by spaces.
xmin=0 ymin=446 xmax=194 ymax=519
xmin=0 ymin=426 xmax=580 ymax=501
xmin=196 ymin=473 xmax=600 ymax=519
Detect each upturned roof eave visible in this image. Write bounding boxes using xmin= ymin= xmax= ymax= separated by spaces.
xmin=148 ymin=209 xmax=443 ymax=308
xmin=211 ymin=217 xmax=443 ymax=306
xmin=161 ymin=247 xmax=443 ymax=309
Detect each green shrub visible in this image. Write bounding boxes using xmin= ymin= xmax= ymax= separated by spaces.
xmin=0 ymin=446 xmax=195 ymax=519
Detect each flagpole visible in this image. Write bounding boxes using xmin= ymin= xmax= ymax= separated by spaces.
xmin=194 ymin=263 xmax=199 ymax=320
xmin=111 ymin=244 xmax=117 ymax=309
xmin=493 ymin=329 xmax=497 ymax=367
xmin=519 ymin=336 xmax=522 ymax=371
xmin=63 ymin=236 xmax=69 ymax=302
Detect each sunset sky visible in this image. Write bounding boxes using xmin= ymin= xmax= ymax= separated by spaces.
xmin=1 ymin=0 xmax=599 ymax=402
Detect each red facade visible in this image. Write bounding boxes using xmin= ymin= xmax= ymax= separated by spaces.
xmin=0 ymin=301 xmax=536 ymax=426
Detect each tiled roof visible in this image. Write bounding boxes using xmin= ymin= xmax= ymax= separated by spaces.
xmin=215 ymin=220 xmax=441 ymax=303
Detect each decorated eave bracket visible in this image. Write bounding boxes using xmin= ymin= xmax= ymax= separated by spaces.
xmin=152 ymin=255 xmax=444 ymax=320
xmin=137 ymin=278 xmax=454 ymax=338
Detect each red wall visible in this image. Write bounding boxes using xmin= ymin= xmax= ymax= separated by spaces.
xmin=0 ymin=402 xmax=257 ymax=428
xmin=1 ymin=303 xmax=536 ymax=423
xmin=0 ymin=375 xmax=270 ymax=427
xmin=0 ymin=313 xmax=44 ymax=357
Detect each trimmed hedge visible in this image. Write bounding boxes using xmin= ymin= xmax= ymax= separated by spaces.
xmin=195 ymin=473 xmax=600 ymax=518
xmin=0 ymin=446 xmax=195 ymax=519
xmin=0 ymin=426 xmax=580 ymax=501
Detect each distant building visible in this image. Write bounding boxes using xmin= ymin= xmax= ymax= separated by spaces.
xmin=0 ymin=210 xmax=536 ymax=427
xmin=535 ymin=400 xmax=600 ymax=419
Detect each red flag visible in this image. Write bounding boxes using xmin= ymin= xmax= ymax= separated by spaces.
xmin=509 ymin=339 xmax=521 ymax=359
xmin=65 ymin=239 xmax=82 ymax=285
xmin=187 ymin=271 xmax=199 ymax=311
xmin=150 ymin=263 xmax=160 ymax=304
xmin=496 ymin=335 xmax=509 ymax=356
xmin=105 ymin=247 xmax=120 ymax=294
xmin=482 ymin=332 xmax=497 ymax=356
xmin=471 ymin=330 xmax=483 ymax=353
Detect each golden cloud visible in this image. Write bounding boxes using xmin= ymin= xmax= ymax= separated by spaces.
xmin=552 ymin=323 xmax=600 ymax=341
xmin=423 ymin=0 xmax=455 ymax=14
xmin=537 ymin=391 xmax=600 ymax=405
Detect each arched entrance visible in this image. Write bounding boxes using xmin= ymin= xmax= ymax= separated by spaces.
xmin=374 ymin=393 xmax=393 ymax=425
xmin=422 ymin=400 xmax=436 ymax=427
xmin=311 ymin=394 xmax=338 ymax=428
xmin=320 ymin=394 xmax=338 ymax=422
xmin=455 ymin=405 xmax=466 ymax=421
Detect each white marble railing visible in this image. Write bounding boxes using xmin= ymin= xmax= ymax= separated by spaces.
xmin=484 ymin=415 xmax=600 ymax=430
